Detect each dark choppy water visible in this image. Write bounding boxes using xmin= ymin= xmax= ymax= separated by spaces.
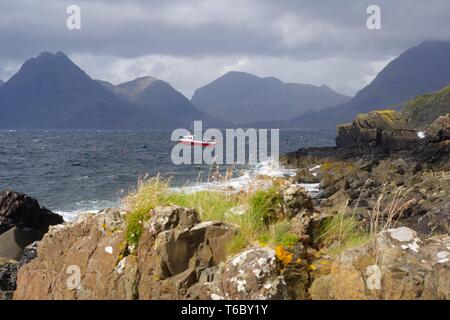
xmin=0 ymin=130 xmax=335 ymax=217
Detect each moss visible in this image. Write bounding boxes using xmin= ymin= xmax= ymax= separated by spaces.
xmin=376 ymin=110 xmax=399 ymax=125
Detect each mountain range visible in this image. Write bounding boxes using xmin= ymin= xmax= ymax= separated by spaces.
xmin=1 ymin=40 xmax=450 ymax=130
xmin=288 ymin=41 xmax=450 ymax=129
xmin=191 ymin=71 xmax=350 ymax=124
xmin=0 ymin=52 xmax=226 ymax=129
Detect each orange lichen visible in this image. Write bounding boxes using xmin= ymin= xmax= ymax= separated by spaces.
xmin=275 ymin=245 xmax=293 ymax=266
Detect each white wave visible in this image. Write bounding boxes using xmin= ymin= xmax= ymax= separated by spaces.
xmin=171 ymin=160 xmax=297 ymax=194
xmin=54 ymin=199 xmax=120 ymax=222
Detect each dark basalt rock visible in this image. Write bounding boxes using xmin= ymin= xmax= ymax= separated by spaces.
xmin=281 ymin=147 xmax=337 ymax=168
xmin=412 ymin=114 xmax=450 ymax=168
xmin=426 ymin=114 xmax=450 ymax=143
xmin=335 ymin=110 xmax=419 ymax=159
xmin=0 ymin=190 xmax=64 ymax=235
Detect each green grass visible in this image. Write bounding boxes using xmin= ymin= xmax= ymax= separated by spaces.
xmin=249 ymin=186 xmax=283 ymax=225
xmin=123 ymin=176 xmax=297 ymax=255
xmin=259 ymin=220 xmax=299 ymax=247
xmin=123 ymin=176 xmax=170 ymax=247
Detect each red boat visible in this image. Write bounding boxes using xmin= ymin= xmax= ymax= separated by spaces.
xmin=179 ymin=134 xmax=216 ymax=147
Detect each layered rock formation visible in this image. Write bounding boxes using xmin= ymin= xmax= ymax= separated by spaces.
xmin=335 ymin=110 xmax=419 ymax=159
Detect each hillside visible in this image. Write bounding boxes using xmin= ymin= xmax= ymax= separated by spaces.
xmin=401 ymin=84 xmax=450 ymax=128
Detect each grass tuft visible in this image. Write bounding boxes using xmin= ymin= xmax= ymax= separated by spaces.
xmin=317 ymin=202 xmax=369 ymax=256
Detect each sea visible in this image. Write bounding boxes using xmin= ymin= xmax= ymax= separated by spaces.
xmin=0 ymin=129 xmax=335 ymax=221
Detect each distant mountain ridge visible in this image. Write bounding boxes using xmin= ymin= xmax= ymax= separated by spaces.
xmin=0 ymin=79 xmax=4 ymax=86
xmin=0 ymin=52 xmax=226 ymax=129
xmin=291 ymin=41 xmax=450 ymax=129
xmin=97 ymin=77 xmax=227 ymax=127
xmin=191 ymin=71 xmax=350 ymax=124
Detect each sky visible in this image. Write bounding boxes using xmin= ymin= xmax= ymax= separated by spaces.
xmin=1 ymin=0 xmax=450 ymax=98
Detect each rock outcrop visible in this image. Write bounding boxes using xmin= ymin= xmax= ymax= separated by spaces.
xmin=0 ymin=190 xmax=63 ymax=235
xmin=310 ymin=227 xmax=450 ymax=300
xmin=13 ymin=206 xmax=237 ymax=300
xmin=335 ymin=110 xmax=419 ymax=159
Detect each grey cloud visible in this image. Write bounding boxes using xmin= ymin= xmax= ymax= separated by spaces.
xmin=0 ymin=0 xmax=450 ymax=96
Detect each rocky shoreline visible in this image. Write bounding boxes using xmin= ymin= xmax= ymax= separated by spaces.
xmin=1 ymin=111 xmax=449 ymax=300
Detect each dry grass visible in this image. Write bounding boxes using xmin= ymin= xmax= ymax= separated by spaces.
xmin=368 ymin=185 xmax=414 ymax=235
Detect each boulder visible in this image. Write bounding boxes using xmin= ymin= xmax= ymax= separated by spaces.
xmin=310 ymin=227 xmax=450 ymax=299
xmin=201 ymin=247 xmax=288 ymax=300
xmin=427 ymin=114 xmax=450 ymax=143
xmin=0 ymin=190 xmax=63 ymax=234
xmin=282 ymin=185 xmax=314 ymax=218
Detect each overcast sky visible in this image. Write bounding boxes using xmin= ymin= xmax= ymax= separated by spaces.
xmin=1 ymin=0 xmax=450 ymax=97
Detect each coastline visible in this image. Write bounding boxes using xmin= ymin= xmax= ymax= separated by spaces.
xmin=1 ymin=111 xmax=449 ymax=300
